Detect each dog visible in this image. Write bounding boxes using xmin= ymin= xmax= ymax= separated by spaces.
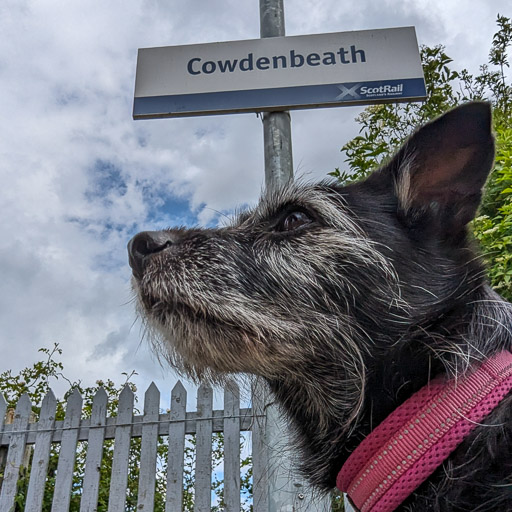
xmin=128 ymin=102 xmax=512 ymax=511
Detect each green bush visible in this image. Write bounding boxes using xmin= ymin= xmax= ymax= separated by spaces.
xmin=331 ymin=15 xmax=512 ymax=301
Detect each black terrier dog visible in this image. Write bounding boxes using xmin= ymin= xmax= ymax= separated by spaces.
xmin=129 ymin=102 xmax=512 ymax=511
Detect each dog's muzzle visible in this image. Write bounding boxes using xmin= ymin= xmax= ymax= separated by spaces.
xmin=127 ymin=230 xmax=177 ymax=280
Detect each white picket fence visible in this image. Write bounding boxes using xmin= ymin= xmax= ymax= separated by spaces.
xmin=0 ymin=381 xmax=270 ymax=512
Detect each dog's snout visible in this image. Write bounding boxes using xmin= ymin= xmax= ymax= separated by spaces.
xmin=127 ymin=231 xmax=176 ymax=279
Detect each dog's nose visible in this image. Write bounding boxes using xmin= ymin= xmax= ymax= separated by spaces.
xmin=127 ymin=231 xmax=176 ymax=279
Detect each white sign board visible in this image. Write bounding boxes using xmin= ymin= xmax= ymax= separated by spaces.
xmin=133 ymin=27 xmax=426 ymax=119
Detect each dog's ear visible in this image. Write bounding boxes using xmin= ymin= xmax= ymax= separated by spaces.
xmin=383 ymin=102 xmax=495 ymax=236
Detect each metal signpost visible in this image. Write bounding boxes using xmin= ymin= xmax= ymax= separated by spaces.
xmin=259 ymin=0 xmax=293 ymax=196
xmin=133 ymin=2 xmax=425 ymax=510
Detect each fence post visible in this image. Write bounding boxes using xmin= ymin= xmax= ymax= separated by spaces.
xmin=108 ymin=385 xmax=134 ymax=512
xmin=224 ymin=382 xmax=241 ymax=512
xmin=252 ymin=380 xmax=331 ymax=512
xmin=51 ymin=388 xmax=83 ymax=512
xmin=81 ymin=387 xmax=108 ymax=512
xmin=166 ymin=381 xmax=187 ymax=512
xmin=195 ymin=384 xmax=213 ymax=511
xmin=0 ymin=394 xmax=7 ymax=492
xmin=25 ymin=390 xmax=58 ymax=512
xmin=0 ymin=394 xmax=32 ymax=511
xmin=252 ymin=380 xmax=269 ymax=512
xmin=137 ymin=382 xmax=160 ymax=511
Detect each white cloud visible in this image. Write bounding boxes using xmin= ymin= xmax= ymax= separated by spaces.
xmin=0 ymin=0 xmax=509 ymax=404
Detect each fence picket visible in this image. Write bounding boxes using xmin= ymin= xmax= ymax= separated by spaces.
xmin=252 ymin=380 xmax=269 ymax=512
xmin=224 ymin=382 xmax=241 ymax=511
xmin=166 ymin=381 xmax=186 ymax=512
xmin=0 ymin=394 xmax=6 ymax=430
xmin=25 ymin=389 xmax=57 ymax=512
xmin=0 ymin=393 xmax=7 ymax=488
xmin=80 ymin=387 xmax=108 ymax=512
xmin=195 ymin=384 xmax=213 ymax=511
xmin=52 ymin=388 xmax=83 ymax=512
xmin=0 ymin=393 xmax=32 ymax=511
xmin=137 ymin=382 xmax=160 ymax=511
xmin=108 ymin=385 xmax=134 ymax=512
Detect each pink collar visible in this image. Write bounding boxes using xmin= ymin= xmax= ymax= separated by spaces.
xmin=337 ymin=351 xmax=512 ymax=512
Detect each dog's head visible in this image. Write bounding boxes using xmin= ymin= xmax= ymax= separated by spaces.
xmin=129 ymin=102 xmax=502 ymax=449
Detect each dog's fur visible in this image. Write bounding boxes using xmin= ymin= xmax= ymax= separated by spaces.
xmin=129 ymin=102 xmax=512 ymax=511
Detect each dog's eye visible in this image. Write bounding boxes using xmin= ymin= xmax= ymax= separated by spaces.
xmin=281 ymin=211 xmax=313 ymax=231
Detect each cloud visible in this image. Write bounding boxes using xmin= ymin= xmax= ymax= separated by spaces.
xmin=0 ymin=0 xmax=509 ymax=403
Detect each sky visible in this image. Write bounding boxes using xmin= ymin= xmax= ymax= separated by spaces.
xmin=0 ymin=0 xmax=509 ymax=409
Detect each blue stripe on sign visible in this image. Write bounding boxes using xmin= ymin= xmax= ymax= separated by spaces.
xmin=133 ymin=78 xmax=426 ymax=118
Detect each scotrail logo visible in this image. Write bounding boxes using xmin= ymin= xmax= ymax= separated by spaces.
xmin=360 ymin=83 xmax=404 ymax=97
xmin=335 ymin=84 xmax=362 ymax=100
xmin=336 ymin=82 xmax=405 ymax=101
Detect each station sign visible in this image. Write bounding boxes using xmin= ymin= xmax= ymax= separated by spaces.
xmin=133 ymin=27 xmax=426 ymax=119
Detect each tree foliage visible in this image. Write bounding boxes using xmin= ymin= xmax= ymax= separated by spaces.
xmin=331 ymin=14 xmax=512 ymax=301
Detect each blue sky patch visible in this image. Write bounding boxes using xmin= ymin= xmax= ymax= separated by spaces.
xmin=140 ymin=185 xmax=198 ymax=228
xmin=86 ymin=159 xmax=128 ymax=202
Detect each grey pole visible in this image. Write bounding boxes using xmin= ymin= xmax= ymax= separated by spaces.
xmin=258 ymin=2 xmax=330 ymax=511
xmin=260 ymin=0 xmax=294 ymax=193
